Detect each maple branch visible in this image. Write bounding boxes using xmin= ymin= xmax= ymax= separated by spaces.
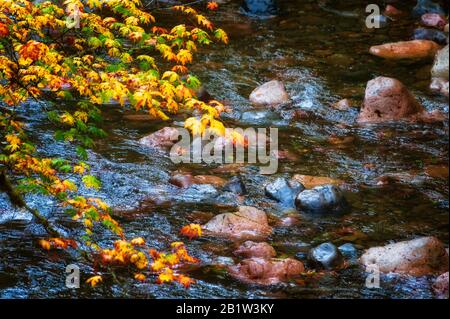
xmin=0 ymin=169 xmax=61 ymax=237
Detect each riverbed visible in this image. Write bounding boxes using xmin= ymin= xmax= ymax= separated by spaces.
xmin=0 ymin=0 xmax=448 ymax=298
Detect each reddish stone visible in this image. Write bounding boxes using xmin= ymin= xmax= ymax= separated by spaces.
xmin=234 ymin=241 xmax=276 ymax=259
xmin=228 ymin=257 xmax=304 ymax=285
xmin=369 ymin=40 xmax=440 ymax=59
xmin=357 ymin=77 xmax=424 ymax=123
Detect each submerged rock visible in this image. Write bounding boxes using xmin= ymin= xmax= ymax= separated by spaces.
xmin=249 ymin=80 xmax=290 ymax=106
xmin=203 ymin=206 xmax=272 ymax=240
xmin=234 ymin=241 xmax=276 ymax=259
xmin=139 ymin=127 xmax=179 ymax=149
xmin=369 ymin=40 xmax=440 ymax=59
xmin=170 ymin=174 xmax=227 ymax=188
xmin=308 ymin=242 xmax=344 ymax=270
xmin=413 ymin=28 xmax=447 ymax=45
xmin=295 ymin=185 xmax=347 ymax=214
xmin=433 ymin=272 xmax=449 ymax=299
xmin=265 ymin=177 xmax=304 ymax=206
xmin=228 ymin=257 xmax=304 ymax=285
xmin=241 ymin=0 xmax=278 ymax=18
xmin=412 ymin=0 xmax=445 ymax=18
xmin=421 ymin=13 xmax=447 ymax=29
xmin=431 ymin=45 xmax=449 ymax=79
xmin=360 ymin=236 xmax=449 ymax=276
xmin=357 ymin=77 xmax=425 ymax=123
xmin=338 ymin=243 xmax=358 ymax=260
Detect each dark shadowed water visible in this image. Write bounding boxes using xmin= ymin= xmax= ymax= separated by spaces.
xmin=0 ymin=0 xmax=448 ymax=298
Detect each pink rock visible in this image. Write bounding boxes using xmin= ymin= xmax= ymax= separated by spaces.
xmin=203 ymin=206 xmax=272 ymax=240
xmin=139 ymin=127 xmax=180 ymax=149
xmin=357 ymin=77 xmax=424 ymax=123
xmin=369 ymin=40 xmax=441 ymax=59
xmin=433 ymin=272 xmax=449 ymax=299
xmin=360 ymin=236 xmax=449 ymax=276
xmin=421 ymin=13 xmax=447 ymax=29
xmin=249 ymin=80 xmax=290 ymax=106
xmin=234 ymin=241 xmax=276 ymax=259
xmin=228 ymin=257 xmax=304 ymax=285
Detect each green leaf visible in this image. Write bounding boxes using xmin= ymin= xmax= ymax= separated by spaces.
xmin=76 ymin=146 xmax=88 ymax=160
xmin=82 ymin=175 xmax=101 ymax=190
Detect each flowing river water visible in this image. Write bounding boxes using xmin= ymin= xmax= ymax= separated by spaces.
xmin=0 ymin=0 xmax=448 ymax=298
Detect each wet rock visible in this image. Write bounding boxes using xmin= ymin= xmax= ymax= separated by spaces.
xmin=228 ymin=257 xmax=304 ymax=285
xmin=212 ymin=164 xmax=244 ymax=174
xmin=249 ymin=80 xmax=290 ymax=106
xmin=357 ymin=77 xmax=425 ymax=123
xmin=431 ymin=45 xmax=449 ymax=79
xmin=192 ymin=175 xmax=228 ymax=188
xmin=413 ymin=28 xmax=447 ymax=45
xmin=369 ymin=40 xmax=440 ymax=59
xmin=223 ymin=176 xmax=247 ymax=195
xmin=203 ymin=206 xmax=272 ymax=240
xmin=430 ymin=77 xmax=449 ymax=96
xmin=433 ymin=272 xmax=449 ymax=299
xmin=295 ymin=185 xmax=347 ymax=214
xmin=338 ymin=243 xmax=358 ymax=260
xmin=170 ymin=174 xmax=227 ymax=188
xmin=421 ymin=13 xmax=447 ymax=29
xmin=384 ymin=5 xmax=403 ymax=17
xmin=234 ymin=241 xmax=276 ymax=259
xmin=241 ymin=0 xmax=278 ymax=18
xmin=265 ymin=177 xmax=304 ymax=206
xmin=292 ymin=174 xmax=343 ymax=189
xmin=308 ymin=242 xmax=344 ymax=270
xmin=360 ymin=236 xmax=449 ymax=276
xmin=139 ymin=127 xmax=179 ymax=149
xmin=169 ymin=174 xmax=194 ymax=188
xmin=412 ymin=0 xmax=445 ymax=18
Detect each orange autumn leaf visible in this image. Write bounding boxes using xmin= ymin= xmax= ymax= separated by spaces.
xmin=19 ymin=41 xmax=47 ymax=62
xmin=176 ymin=274 xmax=195 ymax=288
xmin=134 ymin=273 xmax=146 ymax=282
xmin=207 ymin=2 xmax=219 ymax=11
xmin=39 ymin=239 xmax=51 ymax=250
xmin=0 ymin=22 xmax=9 ymax=37
xmin=86 ymin=275 xmax=103 ymax=287
xmin=180 ymin=224 xmax=202 ymax=239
